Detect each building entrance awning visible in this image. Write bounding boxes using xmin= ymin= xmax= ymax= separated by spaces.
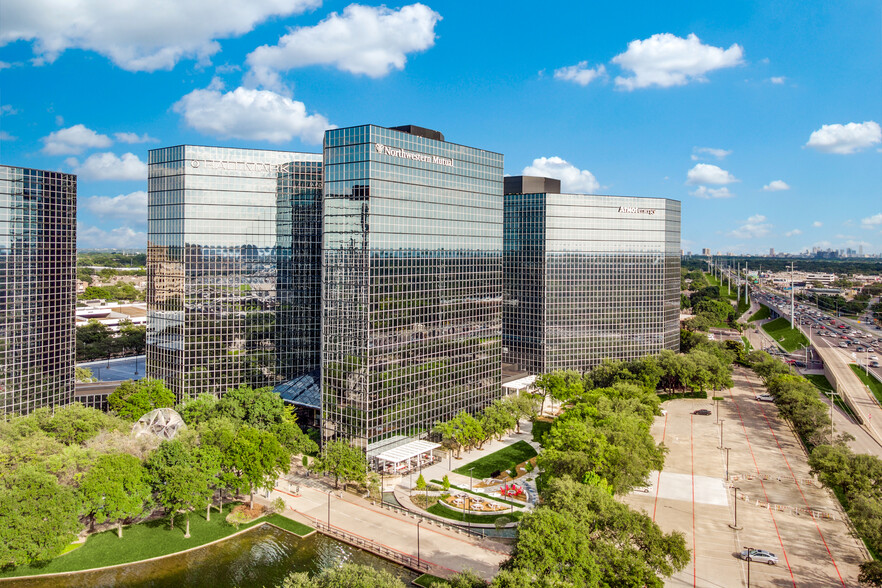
xmin=503 ymin=374 xmax=536 ymax=391
xmin=373 ymin=440 xmax=440 ymax=465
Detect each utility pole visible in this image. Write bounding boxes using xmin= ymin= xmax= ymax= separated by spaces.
xmin=745 ymin=262 xmax=749 ymax=306
xmin=736 ymin=263 xmax=741 ymax=303
xmin=790 ymin=262 xmax=795 ymax=329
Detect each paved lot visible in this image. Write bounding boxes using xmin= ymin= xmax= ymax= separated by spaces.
xmin=624 ymin=367 xmax=868 ymax=587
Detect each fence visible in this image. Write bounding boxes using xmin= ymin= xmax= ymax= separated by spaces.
xmin=310 ymin=518 xmax=432 ymax=573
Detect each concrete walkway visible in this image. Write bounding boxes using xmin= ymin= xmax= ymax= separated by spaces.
xmin=258 ymin=428 xmax=547 ymax=581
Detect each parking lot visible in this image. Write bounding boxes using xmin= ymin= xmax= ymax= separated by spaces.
xmin=623 ymin=367 xmax=868 ymax=587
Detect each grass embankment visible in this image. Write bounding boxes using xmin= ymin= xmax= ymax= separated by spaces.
xmin=453 ymin=440 xmax=537 ymax=479
xmin=762 ymin=317 xmax=810 ymax=352
xmin=705 ymin=272 xmax=751 ymax=321
xmin=0 ymin=510 xmax=311 ymax=579
xmin=414 ymin=573 xmax=449 ymax=587
xmin=849 ymin=364 xmax=882 ymax=405
xmin=426 ymin=502 xmax=523 ymax=525
xmin=748 ymin=304 xmax=771 ymax=322
xmin=804 ymin=374 xmax=857 ymax=420
xmin=741 ymin=336 xmax=753 ymax=353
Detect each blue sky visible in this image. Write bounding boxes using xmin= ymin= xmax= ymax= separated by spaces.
xmin=1 ymin=0 xmax=880 ymax=253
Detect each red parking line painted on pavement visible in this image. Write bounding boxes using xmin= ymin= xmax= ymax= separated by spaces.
xmin=652 ymin=412 xmax=668 ymax=522
xmin=691 ymin=414 xmax=697 ymax=588
xmin=727 ymin=384 xmax=798 ymax=587
xmin=743 ymin=371 xmax=846 ymax=587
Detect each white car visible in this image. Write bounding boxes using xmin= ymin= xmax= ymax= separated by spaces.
xmin=755 ymin=394 xmax=775 ymax=402
xmin=740 ymin=549 xmax=778 ymax=565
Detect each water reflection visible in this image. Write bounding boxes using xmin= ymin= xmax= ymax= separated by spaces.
xmin=9 ymin=525 xmax=418 ymax=588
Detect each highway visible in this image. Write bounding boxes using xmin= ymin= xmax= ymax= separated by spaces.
xmin=748 ymin=288 xmax=882 ymax=453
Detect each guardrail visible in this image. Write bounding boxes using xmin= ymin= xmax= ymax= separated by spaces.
xmin=309 ymin=518 xmax=432 ymax=572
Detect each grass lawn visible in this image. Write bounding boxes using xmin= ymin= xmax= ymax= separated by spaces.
xmin=414 ymin=573 xmax=450 ymax=587
xmin=705 ymin=272 xmax=737 ymax=301
xmin=0 ymin=505 xmax=293 ymax=578
xmin=762 ymin=317 xmax=809 ymax=352
xmin=453 ymin=440 xmax=537 ymax=479
xmin=849 ymin=364 xmax=882 ymax=405
xmin=531 ymin=419 xmax=552 ymax=446
xmin=426 ymin=502 xmax=523 ymax=524
xmin=748 ymin=304 xmax=771 ymax=322
xmin=805 ymin=374 xmax=857 ymax=420
xmin=264 ymin=514 xmax=314 ymax=537
xmin=741 ymin=336 xmax=753 ymax=353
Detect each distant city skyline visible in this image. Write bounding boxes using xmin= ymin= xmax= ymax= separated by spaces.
xmin=1 ymin=1 xmax=880 ymax=254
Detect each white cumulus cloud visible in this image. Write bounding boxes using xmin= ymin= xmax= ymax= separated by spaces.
xmin=68 ymin=152 xmax=147 ymax=181
xmin=0 ymin=0 xmax=320 ymax=72
xmin=806 ymin=121 xmax=881 ymax=154
xmin=762 ymin=180 xmax=790 ymax=191
xmin=42 ymin=124 xmax=112 ymax=155
xmin=691 ymin=146 xmax=731 ymax=161
xmin=173 ymin=83 xmax=332 ymax=144
xmin=82 ymin=191 xmax=147 ymax=224
xmin=522 ymin=156 xmax=600 ymax=194
xmin=0 ymin=131 xmax=15 ymax=141
xmin=728 ymin=214 xmax=771 ymax=239
xmin=690 ymin=186 xmax=734 ymax=199
xmin=612 ymin=33 xmax=743 ymax=90
xmin=861 ymin=213 xmax=882 ymax=229
xmin=812 ymin=221 xmax=823 ymax=228
xmin=686 ymin=163 xmax=738 ymax=185
xmin=246 ymin=3 xmax=440 ymax=88
xmin=553 ymin=62 xmax=606 ymax=86
xmin=770 ymin=76 xmax=786 ymax=84
xmin=784 ymin=229 xmax=802 ymax=237
xmin=114 ymin=132 xmax=158 ymax=144
xmin=77 ymin=223 xmax=147 ymax=249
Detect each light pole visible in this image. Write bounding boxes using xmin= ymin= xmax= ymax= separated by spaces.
xmin=725 ymin=447 xmax=730 ymax=481
xmin=729 ymin=487 xmax=742 ymax=530
xmin=468 ymin=466 xmax=475 ymax=536
xmin=719 ymin=419 xmax=724 ymax=449
xmin=134 ymin=355 xmax=139 ymax=376
xmin=380 ymin=470 xmax=385 ymax=507
xmin=417 ymin=519 xmax=423 ymax=568
xmin=743 ymin=545 xmax=753 ymax=587
xmin=327 ymin=490 xmax=331 ymax=530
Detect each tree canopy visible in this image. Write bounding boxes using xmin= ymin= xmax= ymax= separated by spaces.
xmin=108 ymin=378 xmax=176 ymax=421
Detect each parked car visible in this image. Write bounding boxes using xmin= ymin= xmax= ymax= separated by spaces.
xmin=755 ymin=394 xmax=775 ymax=402
xmin=740 ymin=549 xmax=778 ymax=565
xmin=692 ymin=409 xmax=712 ymax=415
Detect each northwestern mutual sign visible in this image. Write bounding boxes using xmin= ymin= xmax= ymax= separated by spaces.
xmin=375 ymin=143 xmax=454 ymax=167
xmin=618 ymin=206 xmax=656 ymax=215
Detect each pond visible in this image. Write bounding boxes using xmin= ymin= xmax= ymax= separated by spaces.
xmin=8 ymin=525 xmax=419 ymax=588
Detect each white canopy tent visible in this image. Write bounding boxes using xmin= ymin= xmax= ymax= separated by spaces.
xmin=503 ymin=374 xmax=536 ymax=393
xmin=373 ymin=439 xmax=440 ymax=473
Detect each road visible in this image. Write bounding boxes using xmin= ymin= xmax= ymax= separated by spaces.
xmin=748 ymin=290 xmax=882 ymax=452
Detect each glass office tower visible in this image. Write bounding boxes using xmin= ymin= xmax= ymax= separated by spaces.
xmin=504 ymin=177 xmax=680 ymax=374
xmin=322 ymin=125 xmax=504 ymax=455
xmin=147 ymin=146 xmax=322 ymax=400
xmin=0 ymin=165 xmax=76 ymax=414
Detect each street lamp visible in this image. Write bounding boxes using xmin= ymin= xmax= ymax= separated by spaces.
xmin=743 ymin=546 xmax=754 ymax=587
xmin=724 ymin=447 xmax=730 ymax=481
xmin=327 ymin=490 xmax=331 ymax=530
xmin=719 ymin=420 xmax=724 ymax=449
xmin=468 ymin=466 xmax=475 ymax=536
xmin=729 ymin=487 xmax=742 ymax=530
xmin=417 ymin=519 xmax=423 ymax=568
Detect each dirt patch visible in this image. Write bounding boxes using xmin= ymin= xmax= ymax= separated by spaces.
xmin=228 ymin=503 xmax=265 ymax=522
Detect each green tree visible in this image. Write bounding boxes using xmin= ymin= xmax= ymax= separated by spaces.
xmin=278 ymin=563 xmax=406 ymax=588
xmin=442 ymin=474 xmax=451 ymax=491
xmin=859 ymin=561 xmax=882 ymax=587
xmin=31 ymin=402 xmax=125 ymax=445
xmin=0 ymin=465 xmax=82 ymax=568
xmin=315 ymin=439 xmax=366 ymax=490
xmin=535 ymin=370 xmax=583 ymax=415
xmin=225 ymin=425 xmax=290 ymax=507
xmin=108 ymin=378 xmax=176 ymax=421
xmin=482 ymin=399 xmax=517 ymax=441
xmin=510 ymin=392 xmax=539 ymax=433
xmin=216 ymin=385 xmax=316 ymax=455
xmin=79 ymin=453 xmax=151 ymax=537
xmin=75 ymin=366 xmax=96 ymax=382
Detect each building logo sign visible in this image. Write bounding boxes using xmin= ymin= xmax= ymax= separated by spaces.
xmin=187 ymin=159 xmax=309 ymax=173
xmin=618 ymin=206 xmax=656 ymax=215
xmin=374 ymin=143 xmax=454 ymax=167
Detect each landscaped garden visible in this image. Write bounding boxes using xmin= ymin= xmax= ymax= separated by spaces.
xmin=762 ymin=317 xmax=810 ymax=352
xmin=452 ymin=440 xmax=537 ymax=480
xmin=748 ymin=304 xmax=771 ymax=322
xmin=0 ymin=510 xmax=310 ymax=578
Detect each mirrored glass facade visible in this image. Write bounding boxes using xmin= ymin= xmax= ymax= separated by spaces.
xmin=146 ymin=146 xmax=322 ymax=400
xmin=322 ymin=126 xmax=504 ymax=455
xmin=0 ymin=165 xmax=76 ymax=414
xmin=504 ymin=189 xmax=680 ymax=373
